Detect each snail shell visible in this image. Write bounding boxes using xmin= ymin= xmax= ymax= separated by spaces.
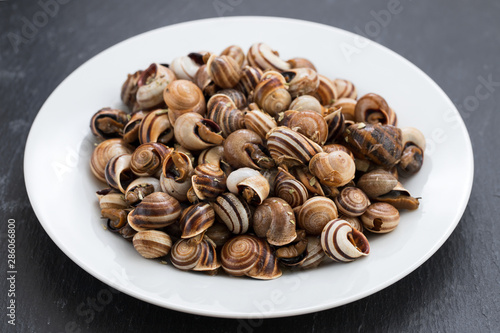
xmin=309 ymin=151 xmax=356 ymax=187
xmin=160 ymin=173 xmax=192 ymax=202
xmin=138 ymin=109 xmax=173 ymax=145
xmin=401 ymin=127 xmax=426 ymax=151
xmin=332 ymin=98 xmax=357 ymax=121
xmin=197 ymin=145 xmax=232 ymax=175
xmin=247 ymin=43 xmax=291 ymax=72
xmin=217 ymin=88 xmax=247 ymax=109
xmin=340 ymin=215 xmax=364 ymax=233
xmin=226 ymin=167 xmax=270 ymax=205
xmin=253 ymin=71 xmax=291 ymax=118
xmin=274 ymin=167 xmax=309 ymax=208
xmin=287 ymin=57 xmax=316 ymax=70
xmin=136 ymin=63 xmax=176 ymax=109
xmin=220 ymin=45 xmax=245 ymax=68
xmin=253 ymin=197 xmax=297 ymax=246
xmin=281 ymin=68 xmax=320 ymax=98
xmin=133 ymin=230 xmax=172 ymax=259
xmin=124 ymin=177 xmax=161 ymax=206
xmin=334 ymin=187 xmax=371 ymax=217
xmin=244 ymin=109 xmax=277 ymax=139
xmin=97 ymin=190 xmax=129 ymax=210
xmin=174 ymin=112 xmax=224 ymax=151
xmin=206 ymin=54 xmax=242 ymax=89
xmin=191 ymin=163 xmax=227 ymax=201
xmin=290 ymin=166 xmax=325 ymax=196
xmin=121 ymin=70 xmax=143 ymax=109
xmin=279 ymin=110 xmax=328 ymax=145
xmin=398 ymin=145 xmax=424 ymax=178
xmin=343 ymin=123 xmax=403 ymax=168
xmin=163 ymin=80 xmax=206 ymax=124
xmin=321 ymin=218 xmax=370 ymax=262
xmin=162 ymin=149 xmax=193 ymax=183
xmin=194 ymin=64 xmax=217 ymax=99
xmin=102 ymin=208 xmax=130 ymax=231
xmin=324 ymin=109 xmax=345 ymax=142
xmin=236 ymin=66 xmax=263 ymax=96
xmin=354 ymin=93 xmax=397 ymax=125
xmin=123 ymin=111 xmax=149 ymax=144
xmin=221 ymin=234 xmax=282 ymax=279
xmin=90 ymin=108 xmax=128 ymax=140
xmin=104 ymin=154 xmax=135 ymax=193
xmin=179 ymin=203 xmax=215 ymax=238
xmin=91 ymin=139 xmax=134 ymax=183
xmin=299 ymin=236 xmax=325 ymax=270
xmin=206 ymin=94 xmax=246 ymax=138
xmin=313 ymin=75 xmax=338 ymax=106
xmin=298 ymin=196 xmax=338 ymax=236
xmin=266 ymin=126 xmax=323 ymax=168
xmin=276 ymin=230 xmax=308 ymax=266
xmin=361 ymin=202 xmax=400 ymax=233
xmin=223 ymin=129 xmax=274 ymax=170
xmin=170 ymin=235 xmax=220 ymax=273
xmin=170 ymin=55 xmax=201 ymax=81
xmin=130 ymin=142 xmax=171 ymax=177
xmin=211 ymin=192 xmax=251 ymax=234
xmin=127 ymin=192 xmax=181 ymax=231
xmin=357 ymin=169 xmax=398 ymax=199
xmin=374 ymin=182 xmax=420 ymax=210
xmin=333 ymin=79 xmax=357 ymax=99
xmin=289 ymin=95 xmax=323 ymax=114
xmin=205 ymin=222 xmax=232 ymax=248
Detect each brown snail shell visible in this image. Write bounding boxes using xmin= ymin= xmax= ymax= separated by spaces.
xmin=299 ymin=236 xmax=325 ymax=270
xmin=398 ymin=145 xmax=424 ymax=178
xmin=124 ymin=177 xmax=161 ymax=206
xmin=170 ymin=235 xmax=220 ymax=273
xmin=279 ymin=110 xmax=328 ymax=145
xmin=179 ymin=203 xmax=215 ymax=238
xmin=163 ymin=80 xmax=206 ymax=124
xmin=253 ymin=71 xmax=291 ymax=118
xmin=343 ymin=123 xmax=403 ymax=168
xmin=253 ymin=197 xmax=297 ymax=246
xmin=309 ymin=151 xmax=355 ymax=187
xmin=374 ymin=182 xmax=420 ymax=210
xmin=127 ymin=192 xmax=181 ymax=231
xmin=104 ymin=154 xmax=135 ymax=194
xmin=121 ymin=70 xmax=143 ymax=109
xmin=221 ymin=234 xmax=282 ymax=279
xmin=313 ymin=75 xmax=338 ymax=106
xmin=223 ymin=129 xmax=274 ymax=170
xmin=354 ymin=93 xmax=397 ymax=125
xmin=136 ymin=63 xmax=176 ymax=109
xmin=274 ymin=167 xmax=309 ymax=208
xmin=91 ymin=139 xmax=134 ymax=183
xmin=191 ymin=163 xmax=227 ymax=201
xmin=287 ymin=57 xmax=316 ymax=70
xmin=298 ymin=196 xmax=338 ymax=236
xmin=357 ymin=169 xmax=398 ymax=199
xmin=289 ymin=95 xmax=323 ymax=114
xmin=332 ymin=98 xmax=357 ymax=121
xmin=324 ymin=109 xmax=345 ymax=142
xmin=133 ymin=230 xmax=172 ymax=259
xmin=206 ymin=94 xmax=246 ymax=138
xmin=220 ymin=45 xmax=245 ymax=68
xmin=206 ymin=54 xmax=242 ymax=89
xmin=266 ymin=126 xmax=323 ymax=168
xmin=276 ymin=230 xmax=308 ymax=266
xmin=340 ymin=215 xmax=364 ymax=233
xmin=244 ymin=109 xmax=277 ymax=139
xmin=217 ymin=88 xmax=247 ymax=109
xmin=247 ymin=43 xmax=291 ymax=72
xmin=334 ymin=187 xmax=371 ymax=217
xmin=322 ymin=144 xmax=354 ymax=159
xmin=211 ymin=192 xmax=252 ymax=234
xmin=205 ymin=222 xmax=232 ymax=248
xmin=321 ymin=218 xmax=370 ymax=262
xmin=159 ymin=173 xmax=192 ymax=202
xmin=281 ymin=68 xmax=320 ymax=99
xmin=123 ymin=111 xmax=149 ymax=144
xmin=90 ymin=108 xmax=128 ymax=140
xmin=194 ymin=64 xmax=217 ymax=99
xmin=290 ymin=166 xmax=325 ymax=196
xmin=97 ymin=190 xmax=129 ymax=210
xmin=162 ymin=150 xmax=193 ymax=183
xmin=174 ymin=112 xmax=224 ymax=151
xmin=197 ymin=145 xmax=232 ymax=175
xmin=226 ymin=167 xmax=270 ymax=205
xmin=361 ymin=202 xmax=400 ymax=233
xmin=138 ymin=109 xmax=173 ymax=145
xmin=401 ymin=127 xmax=426 ymax=151
xmin=130 ymin=142 xmax=171 ymax=177
xmin=236 ymin=66 xmax=263 ymax=97
xmin=333 ymin=79 xmax=357 ymax=99
xmin=102 ymin=208 xmax=129 ymax=231
xmin=170 ymin=55 xmax=201 ymax=81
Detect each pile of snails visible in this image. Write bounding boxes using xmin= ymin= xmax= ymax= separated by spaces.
xmin=90 ymin=43 xmax=425 ymax=279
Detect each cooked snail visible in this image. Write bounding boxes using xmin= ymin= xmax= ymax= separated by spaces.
xmin=333 ymin=79 xmax=357 ymax=99
xmin=127 ymin=192 xmax=181 ymax=231
xmin=91 ymin=138 xmax=134 ymax=183
xmin=206 ymin=53 xmax=242 ymax=89
xmin=223 ymin=129 xmax=274 ymax=170
xmin=133 ymin=230 xmax=172 ymax=259
xmin=247 ymin=43 xmax=290 ymax=72
xmin=138 ymin=109 xmax=173 ymax=145
xmin=321 ymin=218 xmax=370 ymax=262
xmin=170 ymin=235 xmax=220 ymax=273
xmin=136 ymin=63 xmax=176 ymax=109
xmin=90 ymin=108 xmax=128 ymax=140
xmin=309 ymin=151 xmax=355 ymax=187
xmin=211 ymin=192 xmax=251 ymax=234
xmin=361 ymin=202 xmax=400 ymax=233
xmin=178 ymin=202 xmax=215 ymax=238
xmin=163 ymin=80 xmax=206 ymax=124
xmin=206 ymin=94 xmax=245 ymax=137
xmin=121 ymin=70 xmax=143 ymax=110
xmin=253 ymin=197 xmax=297 ymax=246
xmin=297 ymin=196 xmax=338 ymax=236
xmin=281 ymin=67 xmax=319 ymax=98
xmin=279 ymin=110 xmax=328 ymax=145
xmin=191 ymin=163 xmax=227 ymax=201
xmin=334 ymin=187 xmax=371 ymax=217
xmin=274 ymin=167 xmax=309 ymax=208
xmin=253 ymin=71 xmax=291 ymax=118
xmin=174 ymin=112 xmax=224 ymax=151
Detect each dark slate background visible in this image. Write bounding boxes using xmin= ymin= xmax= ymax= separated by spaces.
xmin=1 ymin=0 xmax=499 ymax=332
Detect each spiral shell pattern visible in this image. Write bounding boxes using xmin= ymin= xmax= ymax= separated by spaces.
xmin=354 ymin=93 xmax=396 ymax=126
xmin=244 ymin=109 xmax=277 ymax=139
xmin=191 ymin=163 xmax=227 ymax=201
xmin=90 ymin=138 xmax=134 ymax=183
xmin=334 ymin=187 xmax=371 ymax=217
xmin=309 ymin=151 xmax=355 ymax=187
xmin=236 ymin=66 xmax=263 ymax=96
xmin=211 ymin=193 xmax=251 ymax=234
xmin=179 ymin=203 xmax=215 ymax=238
xmin=220 ymin=45 xmax=245 ymax=68
xmin=206 ymin=94 xmax=245 ymax=137
xmin=253 ymin=197 xmax=297 ymax=246
xmin=313 ymin=75 xmax=338 ymax=106
xmin=163 ymin=80 xmax=206 ymax=123
xmin=279 ymin=110 xmax=328 ymax=145
xmin=138 ymin=109 xmax=173 ymax=145
xmin=333 ymin=98 xmax=357 ymax=121
xmin=130 ymin=142 xmax=171 ymax=177
xmin=247 ymin=43 xmax=291 ymax=72
xmin=298 ymin=196 xmax=338 ymax=236
xmin=274 ymin=168 xmax=309 ymax=208
xmin=253 ymin=71 xmax=291 ymax=118
xmin=170 ymin=236 xmax=220 ymax=272
xmin=333 ymin=79 xmax=357 ymax=99
xmin=127 ymin=192 xmax=181 ymax=231
xmin=321 ymin=218 xmax=370 ymax=262
xmin=133 ymin=230 xmax=172 ymax=259
xmin=206 ymin=54 xmax=242 ymax=89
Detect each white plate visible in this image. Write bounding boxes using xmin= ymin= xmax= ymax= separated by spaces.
xmin=24 ymin=17 xmax=474 ymax=318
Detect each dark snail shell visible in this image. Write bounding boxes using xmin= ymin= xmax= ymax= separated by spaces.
xmin=321 ymin=218 xmax=370 ymax=262
xmin=297 ymin=196 xmax=338 ymax=236
xmin=324 ymin=109 xmax=345 ymax=142
xmin=361 ymin=202 xmax=400 ymax=233
xmin=281 ymin=68 xmax=319 ymax=99
xmin=121 ymin=70 xmax=143 ymax=109
xmin=206 ymin=54 xmax=242 ymax=89
xmin=101 ymin=208 xmax=129 ymax=231
xmin=206 ymin=94 xmax=246 ymax=138
xmin=133 ymin=230 xmax=172 ymax=259
xmin=398 ymin=145 xmax=424 ymax=178
xmin=274 ymin=167 xmax=309 ymax=208
xmin=276 ymin=230 xmax=308 ymax=266
xmin=313 ymin=75 xmax=338 ymax=106
xmin=91 ymin=138 xmax=135 ymax=183
xmin=253 ymin=71 xmax=291 ymax=118
xmin=191 ymin=163 xmax=227 ymax=201
xmin=247 ymin=43 xmax=291 ymax=72
xmin=252 ymin=197 xmax=297 ymax=246
xmin=138 ymin=109 xmax=173 ymax=145
xmin=127 ymin=192 xmax=181 ymax=231
xmin=178 ymin=202 xmax=215 ymax=238
xmin=163 ymin=80 xmax=206 ymax=124
xmin=205 ymin=222 xmax=232 ymax=248
xmin=90 ymin=108 xmax=128 ymax=140
xmin=374 ymin=182 xmax=420 ymax=210
xmin=223 ymin=129 xmax=274 ymax=170
xmin=279 ymin=110 xmax=329 ymax=145
xmin=220 ymin=45 xmax=245 ymax=68
xmin=333 ymin=79 xmax=357 ymax=100
xmin=124 ymin=177 xmax=161 ymax=206
xmin=354 ymin=93 xmax=397 ymax=125
xmin=211 ymin=192 xmax=252 ymax=234
xmin=136 ymin=63 xmax=176 ymax=109
xmin=130 ymin=142 xmax=171 ymax=177
xmin=334 ymin=187 xmax=371 ymax=217
xmin=123 ymin=111 xmax=149 ymax=144
xmin=236 ymin=66 xmax=263 ymax=96
xmin=170 ymin=235 xmax=220 ymax=273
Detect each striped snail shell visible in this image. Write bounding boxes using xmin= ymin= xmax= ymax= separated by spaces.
xmin=274 ymin=167 xmax=309 ymax=208
xmin=127 ymin=192 xmax=181 ymax=231
xmin=223 ymin=129 xmax=274 ymax=170
xmin=124 ymin=177 xmax=161 ymax=206
xmin=206 ymin=53 xmax=242 ymax=89
xmin=398 ymin=127 xmax=425 ymax=177
xmin=163 ymin=80 xmax=206 ymax=124
xmin=246 ymin=43 xmax=291 ymax=72
xmin=279 ymin=110 xmax=329 ymax=145
xmin=253 ymin=71 xmax=292 ymax=118
xmin=289 ymin=95 xmax=323 ymax=114
xmin=298 ymin=196 xmax=338 ymax=236
xmin=253 ymin=197 xmax=297 ymax=246
xmin=334 ymin=187 xmax=371 ymax=217
xmin=104 ymin=154 xmax=135 ymax=194
xmin=206 ymin=94 xmax=246 ymax=137
xmin=287 ymin=57 xmax=317 ymax=71
xmin=373 ymin=181 xmax=420 ymax=210
xmin=160 ymin=173 xmax=192 ymax=202
xmin=221 ymin=234 xmax=282 ymax=280
xmin=162 ymin=150 xmax=193 ymax=183
xmin=91 ymin=138 xmax=134 ymax=183
xmin=354 ymin=93 xmax=397 ymax=126
xmin=357 ymin=169 xmax=398 ymax=199
xmin=133 ymin=230 xmax=172 ymax=259
xmin=244 ymin=109 xmax=277 ymax=139
xmin=309 ymin=151 xmax=356 ymax=187
xmin=174 ymin=112 xmax=224 ymax=151
xmin=121 ymin=69 xmax=143 ymax=109
xmin=324 ymin=109 xmax=345 ymax=142
xmin=205 ymin=222 xmax=232 ymax=248
xmin=299 ymin=236 xmax=325 ymax=270
xmin=321 ymin=218 xmax=370 ymax=262
xmin=340 ymin=215 xmax=364 ymax=233
xmin=343 ymin=123 xmax=403 ymax=168
xmin=191 ymin=163 xmax=227 ymax=201
xmin=179 ymin=202 xmax=215 ymax=238
xmin=130 ymin=142 xmax=171 ymax=177
xmin=313 ymin=75 xmax=338 ymax=106
xmin=123 ymin=111 xmax=149 ymax=144
xmin=97 ymin=190 xmax=128 ymax=210
xmin=275 ymin=230 xmax=308 ymax=266
xmin=170 ymin=54 xmax=202 ymax=81
xmin=211 ymin=192 xmax=252 ymax=234
xmin=281 ymin=68 xmax=319 ymax=99
xmin=322 ymin=144 xmax=354 ymax=160
xmin=101 ymin=208 xmax=129 ymax=230
xmin=90 ymin=108 xmax=128 ymax=140
xmin=226 ymin=167 xmax=270 ymax=205
xmin=332 ymin=98 xmax=357 ymax=121
xmin=333 ymin=79 xmax=358 ymax=99
xmin=197 ymin=145 xmax=232 ymax=175
xmin=217 ymin=88 xmax=247 ymax=109
xmin=266 ymin=126 xmax=323 ymax=168
xmin=138 ymin=109 xmax=173 ymax=145
xmin=220 ymin=45 xmax=246 ymax=68
xmin=170 ymin=235 xmax=220 ymax=273
xmin=236 ymin=66 xmax=263 ymax=96
xmin=290 ymin=166 xmax=325 ymax=197
xmin=194 ymin=64 xmax=217 ymax=99
xmin=136 ymin=63 xmax=176 ymax=109
xmin=361 ymin=202 xmax=400 ymax=233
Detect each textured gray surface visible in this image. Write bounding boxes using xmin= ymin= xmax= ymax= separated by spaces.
xmin=1 ymin=0 xmax=499 ymax=332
